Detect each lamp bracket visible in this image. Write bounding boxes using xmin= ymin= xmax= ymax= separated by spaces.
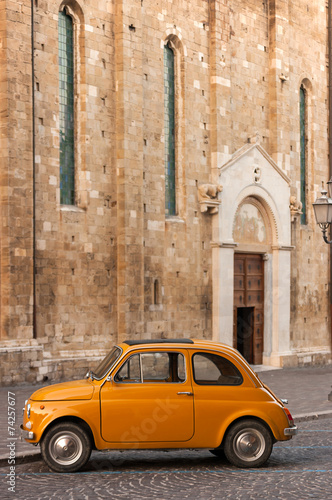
xmin=321 ymin=225 xmax=332 ymax=245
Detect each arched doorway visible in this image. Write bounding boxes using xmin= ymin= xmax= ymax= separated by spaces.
xmin=212 ymin=142 xmax=292 ymax=367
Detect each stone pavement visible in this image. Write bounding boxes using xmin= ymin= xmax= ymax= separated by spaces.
xmin=0 ymin=365 xmax=331 ymax=466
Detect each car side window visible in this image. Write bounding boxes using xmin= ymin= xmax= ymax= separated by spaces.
xmin=114 ymin=354 xmax=141 ymax=383
xmin=141 ymin=352 xmax=170 ymax=381
xmin=114 ymin=352 xmax=186 ymax=383
xmin=192 ymin=352 xmax=243 ymax=386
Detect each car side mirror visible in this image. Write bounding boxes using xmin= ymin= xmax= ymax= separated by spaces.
xmin=106 ymin=375 xmax=113 ymax=383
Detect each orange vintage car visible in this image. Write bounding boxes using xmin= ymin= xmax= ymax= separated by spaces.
xmin=21 ymin=339 xmax=297 ymax=472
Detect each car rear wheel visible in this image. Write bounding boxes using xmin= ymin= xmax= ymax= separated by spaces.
xmin=41 ymin=422 xmax=92 ymax=473
xmin=224 ymin=419 xmax=273 ymax=468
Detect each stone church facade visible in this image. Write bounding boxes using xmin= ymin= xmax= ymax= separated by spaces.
xmin=0 ymin=0 xmax=331 ymax=385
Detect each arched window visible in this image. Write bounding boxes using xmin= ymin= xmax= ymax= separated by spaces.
xmin=59 ymin=9 xmax=75 ymax=205
xmin=164 ymin=43 xmax=176 ymax=216
xmin=299 ymin=84 xmax=307 ymax=224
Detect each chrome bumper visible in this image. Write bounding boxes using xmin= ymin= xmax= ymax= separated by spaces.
xmin=284 ymin=426 xmax=298 ymax=436
xmin=20 ymin=424 xmax=34 ymax=440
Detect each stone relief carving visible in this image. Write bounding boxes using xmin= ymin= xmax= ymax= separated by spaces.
xmin=289 ymin=195 xmax=303 ymax=220
xmin=253 ymin=166 xmax=261 ymax=183
xmin=197 ymin=184 xmax=223 ymax=214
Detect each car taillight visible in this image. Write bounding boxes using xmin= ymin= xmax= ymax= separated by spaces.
xmin=283 ymin=407 xmax=294 ymax=427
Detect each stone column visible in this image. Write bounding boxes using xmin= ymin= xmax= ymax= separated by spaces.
xmin=115 ymin=0 xmax=144 ymax=342
xmin=210 ymin=1 xmax=233 ymax=345
xmin=209 ymin=0 xmax=232 ymax=181
xmin=268 ymin=0 xmax=291 ymax=172
xmin=267 ymin=1 xmax=293 ymax=365
xmin=269 ymin=246 xmax=292 ymax=366
xmin=211 ymin=242 xmax=236 ymax=345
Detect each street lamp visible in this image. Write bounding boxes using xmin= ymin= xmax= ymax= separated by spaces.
xmin=312 ymin=180 xmax=332 ymax=244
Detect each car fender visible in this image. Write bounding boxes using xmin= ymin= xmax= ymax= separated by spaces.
xmin=215 ymin=405 xmax=288 ymax=446
xmin=23 ymin=399 xmax=101 ymax=445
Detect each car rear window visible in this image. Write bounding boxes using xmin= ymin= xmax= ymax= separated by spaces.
xmin=192 ymin=352 xmax=243 ymax=386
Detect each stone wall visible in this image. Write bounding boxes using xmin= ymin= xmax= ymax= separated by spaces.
xmin=0 ymin=0 xmax=34 ymax=345
xmin=0 ymin=0 xmax=331 ymax=385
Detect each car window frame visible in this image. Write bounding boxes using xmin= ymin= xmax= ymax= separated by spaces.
xmin=93 ymin=346 xmax=123 ymax=380
xmin=113 ymin=350 xmax=188 ymax=384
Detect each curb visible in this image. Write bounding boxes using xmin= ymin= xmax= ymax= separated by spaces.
xmin=1 ymin=410 xmax=332 ymax=469
xmin=0 ymin=452 xmax=41 ymax=468
xmin=293 ymin=410 xmax=332 ymax=423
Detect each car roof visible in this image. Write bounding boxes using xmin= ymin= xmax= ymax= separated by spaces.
xmin=123 ymin=338 xmax=194 ymax=346
xmin=120 ymin=338 xmax=244 ymax=357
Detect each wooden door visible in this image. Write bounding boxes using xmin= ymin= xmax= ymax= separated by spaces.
xmin=234 ymin=254 xmax=264 ymax=364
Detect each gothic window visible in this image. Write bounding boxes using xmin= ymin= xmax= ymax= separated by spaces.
xmin=59 ymin=9 xmax=75 ymax=205
xmin=164 ymin=43 xmax=176 ymax=216
xmin=299 ymin=85 xmax=307 ymax=224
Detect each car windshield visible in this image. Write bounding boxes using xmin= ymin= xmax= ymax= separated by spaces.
xmin=93 ymin=346 xmax=122 ymax=379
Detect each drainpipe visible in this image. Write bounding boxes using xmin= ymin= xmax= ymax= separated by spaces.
xmin=329 ymin=0 xmax=332 ymax=356
xmin=31 ymin=0 xmax=36 ymax=338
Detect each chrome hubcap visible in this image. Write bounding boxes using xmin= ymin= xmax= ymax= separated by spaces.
xmin=49 ymin=431 xmax=83 ymax=466
xmin=233 ymin=428 xmax=265 ymax=462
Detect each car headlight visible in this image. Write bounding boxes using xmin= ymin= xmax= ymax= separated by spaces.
xmin=27 ymin=403 xmax=31 ymax=419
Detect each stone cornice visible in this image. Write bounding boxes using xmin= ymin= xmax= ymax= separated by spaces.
xmin=210 ymin=241 xmax=238 ymax=249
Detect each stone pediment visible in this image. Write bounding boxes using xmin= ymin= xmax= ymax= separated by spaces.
xmin=217 ymin=142 xmax=291 ymax=248
xmin=219 ymin=143 xmax=291 ymax=186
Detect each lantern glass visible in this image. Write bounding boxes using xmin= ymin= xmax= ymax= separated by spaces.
xmin=313 ymin=195 xmax=332 ymax=224
xmin=328 ymin=179 xmax=332 ymax=199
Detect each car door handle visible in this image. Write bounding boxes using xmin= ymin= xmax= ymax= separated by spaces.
xmin=177 ymin=392 xmax=193 ymax=396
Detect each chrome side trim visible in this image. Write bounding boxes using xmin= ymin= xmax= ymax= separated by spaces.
xmin=284 ymin=426 xmax=298 ymax=436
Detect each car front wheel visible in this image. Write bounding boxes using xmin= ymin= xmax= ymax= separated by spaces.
xmin=224 ymin=419 xmax=273 ymax=468
xmin=41 ymin=422 xmax=92 ymax=473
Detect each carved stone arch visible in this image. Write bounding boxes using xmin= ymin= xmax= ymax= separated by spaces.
xmin=299 ymin=76 xmax=313 ymax=94
xmin=164 ymin=29 xmax=187 ymax=57
xmin=59 ymin=0 xmax=85 ymax=23
xmin=233 ymin=196 xmax=277 ymax=247
xmin=230 ymin=184 xmax=282 ymax=248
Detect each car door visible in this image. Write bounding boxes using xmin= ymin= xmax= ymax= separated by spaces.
xmin=100 ymin=349 xmax=194 ymax=443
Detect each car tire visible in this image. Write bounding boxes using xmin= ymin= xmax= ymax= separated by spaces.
xmin=41 ymin=422 xmax=92 ymax=473
xmin=223 ymin=419 xmax=273 ymax=468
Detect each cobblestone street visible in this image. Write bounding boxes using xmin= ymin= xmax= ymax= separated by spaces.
xmin=1 ymin=417 xmax=332 ymax=500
